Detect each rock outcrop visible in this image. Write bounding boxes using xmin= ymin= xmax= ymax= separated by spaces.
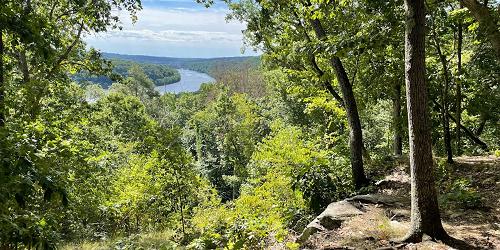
xmin=298 ymin=194 xmax=397 ymax=243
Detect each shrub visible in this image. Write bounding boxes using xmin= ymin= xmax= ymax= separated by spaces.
xmin=190 ymin=172 xmax=307 ymax=249
xmin=440 ymin=178 xmax=482 ymax=209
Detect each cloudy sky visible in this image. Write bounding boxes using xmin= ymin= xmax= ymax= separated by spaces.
xmin=84 ymin=0 xmax=258 ymax=58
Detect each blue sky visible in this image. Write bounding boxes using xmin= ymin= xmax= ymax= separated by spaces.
xmin=84 ymin=0 xmax=258 ymax=58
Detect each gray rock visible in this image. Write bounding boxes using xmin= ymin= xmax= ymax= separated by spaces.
xmin=297 ymin=219 xmax=325 ymax=243
xmin=298 ymin=200 xmax=364 ymax=243
xmin=318 ymin=200 xmax=364 ymax=220
xmin=346 ymin=194 xmax=398 ymax=206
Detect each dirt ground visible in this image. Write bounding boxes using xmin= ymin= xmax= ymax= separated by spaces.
xmin=301 ymin=156 xmax=500 ymax=250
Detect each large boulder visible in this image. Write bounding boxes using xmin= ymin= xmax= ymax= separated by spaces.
xmin=298 ymin=200 xmax=364 ymax=242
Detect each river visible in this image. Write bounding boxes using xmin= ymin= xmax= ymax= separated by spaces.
xmin=155 ymin=69 xmax=215 ymax=94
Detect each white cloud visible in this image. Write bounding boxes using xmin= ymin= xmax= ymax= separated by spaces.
xmin=97 ymin=29 xmax=242 ymax=43
xmin=84 ymin=5 xmax=253 ymax=57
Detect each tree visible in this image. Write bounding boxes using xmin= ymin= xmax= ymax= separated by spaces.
xmin=223 ymin=0 xmax=369 ymax=189
xmin=124 ymin=65 xmax=157 ymax=100
xmin=460 ymin=0 xmax=500 ymax=58
xmin=308 ymin=18 xmax=368 ymax=189
xmin=402 ymin=0 xmax=449 ymax=241
xmin=427 ymin=3 xmax=454 ymax=163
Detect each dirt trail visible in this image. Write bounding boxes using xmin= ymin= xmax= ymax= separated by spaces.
xmin=301 ymin=156 xmax=500 ymax=250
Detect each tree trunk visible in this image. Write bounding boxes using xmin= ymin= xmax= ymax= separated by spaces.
xmin=430 ymin=17 xmax=454 ymax=164
xmin=461 ymin=0 xmax=500 ymax=59
xmin=402 ymin=0 xmax=448 ymax=242
xmin=309 ymin=19 xmax=368 ymax=190
xmin=475 ymin=115 xmax=487 ymax=136
xmin=432 ymin=99 xmax=489 ymax=150
xmin=456 ymin=10 xmax=463 ymax=155
xmin=0 ymin=28 xmax=4 ymax=127
xmin=393 ymin=82 xmax=403 ymax=156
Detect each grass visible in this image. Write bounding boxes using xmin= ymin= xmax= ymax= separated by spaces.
xmin=61 ymin=230 xmax=180 ymax=250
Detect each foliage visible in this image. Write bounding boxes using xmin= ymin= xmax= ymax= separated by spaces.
xmin=190 ymin=172 xmax=307 ymax=249
xmin=440 ymin=178 xmax=483 ymax=209
xmin=250 ymin=122 xmax=353 ymax=213
xmin=73 ymin=59 xmax=181 ymax=88
xmin=436 ymin=159 xmax=483 ymax=209
xmin=190 ymin=89 xmax=266 ymax=201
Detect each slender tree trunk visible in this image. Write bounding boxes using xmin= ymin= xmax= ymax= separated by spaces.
xmin=440 ymin=72 xmax=453 ymax=164
xmin=0 ymin=28 xmax=4 ymax=127
xmin=475 ymin=115 xmax=487 ymax=136
xmin=402 ymin=0 xmax=448 ymax=242
xmin=309 ymin=19 xmax=368 ymax=190
xmin=430 ymin=20 xmax=454 ymax=163
xmin=432 ymin=99 xmax=489 ymax=149
xmin=456 ymin=10 xmax=463 ymax=155
xmin=393 ymin=82 xmax=403 ymax=156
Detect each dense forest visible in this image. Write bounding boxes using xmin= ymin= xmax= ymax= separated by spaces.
xmin=0 ymin=0 xmax=499 ymax=249
xmin=72 ymin=59 xmax=181 ymax=88
xmin=102 ymin=53 xmax=260 ymax=75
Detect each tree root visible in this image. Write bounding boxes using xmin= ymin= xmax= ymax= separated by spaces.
xmin=396 ymin=230 xmax=486 ymax=250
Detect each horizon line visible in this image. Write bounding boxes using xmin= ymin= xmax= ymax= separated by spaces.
xmin=102 ymin=51 xmax=261 ymax=60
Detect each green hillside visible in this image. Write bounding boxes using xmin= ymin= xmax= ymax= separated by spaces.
xmin=73 ymin=59 xmax=181 ymax=88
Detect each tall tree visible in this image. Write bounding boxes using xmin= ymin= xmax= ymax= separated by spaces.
xmin=402 ymin=0 xmax=449 ymax=242
xmin=308 ymin=19 xmax=368 ymax=189
xmin=221 ymin=0 xmax=369 ymax=189
xmin=0 ymin=28 xmax=4 ymax=128
xmin=460 ymin=0 xmax=500 ymax=58
xmin=428 ymin=10 xmax=454 ymax=163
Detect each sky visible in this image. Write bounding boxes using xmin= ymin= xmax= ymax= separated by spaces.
xmin=84 ymin=0 xmax=259 ymax=58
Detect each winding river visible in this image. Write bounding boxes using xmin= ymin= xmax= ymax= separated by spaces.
xmin=155 ymin=69 xmax=215 ymax=94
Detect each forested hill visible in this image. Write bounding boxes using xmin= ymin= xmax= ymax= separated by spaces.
xmin=102 ymin=52 xmax=260 ymax=75
xmin=73 ymin=59 xmax=181 ymax=88
xmin=74 ymin=53 xmax=261 ymax=88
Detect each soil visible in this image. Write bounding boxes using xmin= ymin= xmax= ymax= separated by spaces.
xmin=300 ymin=156 xmax=500 ymax=250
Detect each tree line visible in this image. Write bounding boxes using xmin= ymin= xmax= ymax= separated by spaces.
xmin=73 ymin=59 xmax=181 ymax=88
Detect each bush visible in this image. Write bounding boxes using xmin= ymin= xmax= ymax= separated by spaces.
xmin=440 ymin=178 xmax=482 ymax=209
xmin=190 ymin=172 xmax=307 ymax=249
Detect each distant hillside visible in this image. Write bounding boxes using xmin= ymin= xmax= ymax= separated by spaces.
xmin=74 ymin=53 xmax=261 ymax=88
xmin=73 ymin=59 xmax=181 ymax=88
xmin=102 ymin=53 xmax=261 ymax=75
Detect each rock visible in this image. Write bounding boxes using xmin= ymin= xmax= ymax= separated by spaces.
xmin=346 ymin=194 xmax=398 ymax=206
xmin=375 ymin=179 xmax=403 ymax=189
xmin=318 ymin=215 xmax=343 ymax=230
xmin=298 ymin=219 xmax=325 ymax=243
xmin=388 ymin=208 xmax=410 ymax=220
xmin=298 ymin=200 xmax=364 ymax=243
xmin=319 ymin=200 xmax=364 ymax=220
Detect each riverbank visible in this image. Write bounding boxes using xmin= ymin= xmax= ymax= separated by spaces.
xmin=155 ymin=69 xmax=215 ymax=94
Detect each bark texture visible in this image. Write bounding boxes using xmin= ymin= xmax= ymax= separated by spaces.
xmin=310 ymin=19 xmax=368 ymax=189
xmin=403 ymin=0 xmax=448 ymax=241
